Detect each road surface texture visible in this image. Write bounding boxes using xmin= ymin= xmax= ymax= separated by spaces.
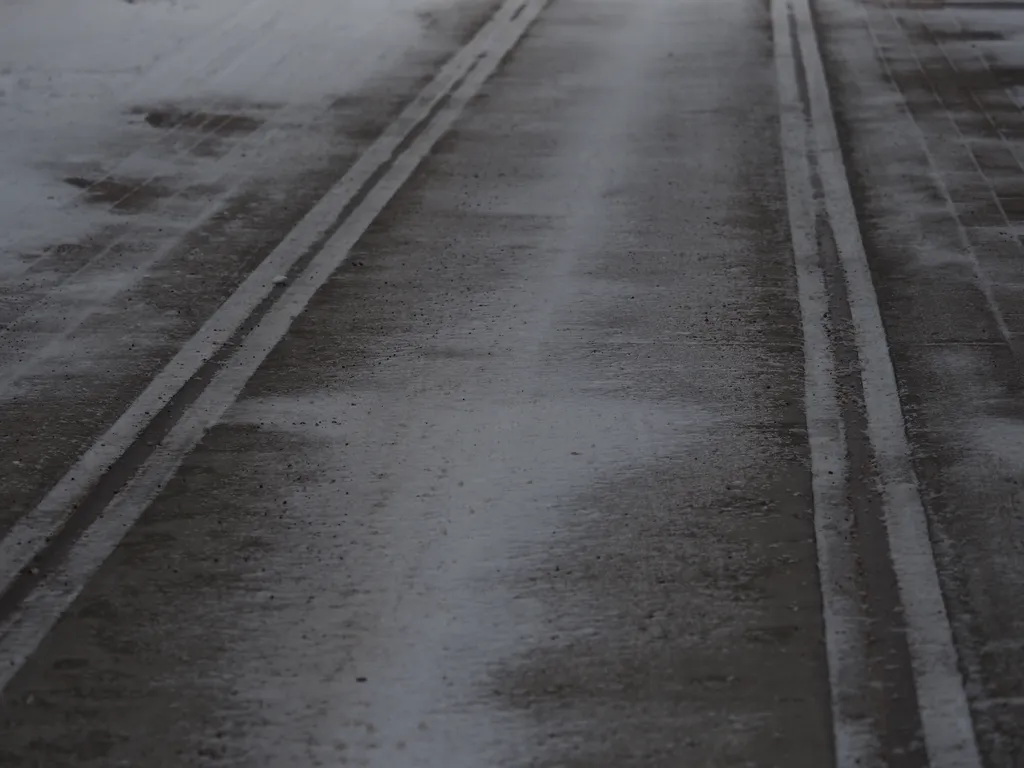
xmin=0 ymin=0 xmax=1023 ymax=765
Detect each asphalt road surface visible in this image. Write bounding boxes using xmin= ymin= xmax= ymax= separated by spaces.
xmin=2 ymin=0 xmax=1024 ymax=765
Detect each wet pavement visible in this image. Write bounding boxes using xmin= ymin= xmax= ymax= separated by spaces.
xmin=2 ymin=0 xmax=1024 ymax=765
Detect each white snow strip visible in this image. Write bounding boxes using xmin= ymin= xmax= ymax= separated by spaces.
xmin=0 ymin=0 xmax=442 ymax=260
xmin=0 ymin=0 xmax=548 ymax=692
xmin=781 ymin=0 xmax=983 ymax=765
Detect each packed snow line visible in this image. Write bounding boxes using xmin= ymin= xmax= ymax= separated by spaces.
xmin=775 ymin=0 xmax=983 ymax=765
xmin=772 ymin=4 xmax=877 ymax=768
xmin=0 ymin=0 xmax=545 ymax=687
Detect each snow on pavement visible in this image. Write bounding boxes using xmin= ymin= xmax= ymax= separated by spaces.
xmin=0 ymin=0 xmax=468 ymax=271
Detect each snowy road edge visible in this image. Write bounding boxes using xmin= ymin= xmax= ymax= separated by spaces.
xmin=0 ymin=0 xmax=527 ymax=602
xmin=772 ymin=0 xmax=877 ymax=765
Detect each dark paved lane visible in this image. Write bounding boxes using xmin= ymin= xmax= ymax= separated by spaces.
xmin=0 ymin=0 xmax=834 ymax=765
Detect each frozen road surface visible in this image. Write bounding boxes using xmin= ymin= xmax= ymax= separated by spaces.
xmin=2 ymin=0 xmax=1024 ymax=765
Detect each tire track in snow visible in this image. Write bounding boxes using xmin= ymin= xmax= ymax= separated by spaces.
xmin=775 ymin=0 xmax=982 ymax=765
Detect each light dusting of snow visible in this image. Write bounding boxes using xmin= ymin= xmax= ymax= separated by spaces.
xmin=0 ymin=0 xmax=462 ymax=266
